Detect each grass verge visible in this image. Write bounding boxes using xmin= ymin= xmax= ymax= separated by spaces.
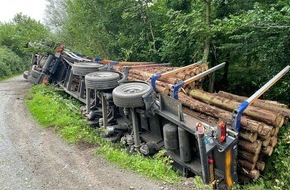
xmin=25 ymin=84 xmax=179 ymax=183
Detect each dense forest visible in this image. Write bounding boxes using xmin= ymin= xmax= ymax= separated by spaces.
xmin=43 ymin=0 xmax=290 ymax=104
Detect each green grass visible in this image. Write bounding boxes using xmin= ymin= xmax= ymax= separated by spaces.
xmin=25 ymin=85 xmax=180 ymax=182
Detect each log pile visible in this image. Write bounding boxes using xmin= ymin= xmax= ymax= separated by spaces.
xmin=113 ymin=62 xmax=289 ymax=182
xmin=181 ymin=90 xmax=289 ymax=181
xmin=114 ymin=63 xmax=208 ymax=95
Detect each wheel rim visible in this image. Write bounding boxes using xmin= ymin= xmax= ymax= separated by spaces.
xmin=120 ymin=83 xmax=148 ymax=94
xmin=89 ymin=72 xmax=119 ymax=78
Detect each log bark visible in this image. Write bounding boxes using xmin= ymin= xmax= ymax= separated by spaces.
xmin=189 ymin=90 xmax=284 ymax=127
xmin=258 ymin=125 xmax=273 ymax=139
xmin=240 ymin=129 xmax=258 ymax=143
xmin=178 ymin=92 xmax=263 ymax=133
xmin=273 ymin=127 xmax=280 ymax=136
xmin=218 ymin=91 xmax=290 ymax=118
xmin=218 ymin=91 xmax=288 ymax=109
xmin=238 ymin=159 xmax=255 ymax=170
xmin=284 ymin=117 xmax=289 ymax=125
xmin=269 ymin=136 xmax=278 ymax=148
xmin=255 ymin=161 xmax=265 ymax=171
xmin=239 ymin=150 xmax=259 ymax=163
xmin=261 ymin=146 xmax=273 ymax=156
xmin=261 ymin=138 xmax=271 ymax=147
xmin=238 ymin=140 xmax=262 ymax=155
xmin=241 ymin=168 xmax=260 ymax=181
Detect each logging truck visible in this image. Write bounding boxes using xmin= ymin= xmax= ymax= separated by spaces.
xmin=23 ymin=44 xmax=290 ymax=189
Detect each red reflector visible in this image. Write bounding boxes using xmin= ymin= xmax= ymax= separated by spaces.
xmin=217 ymin=120 xmax=226 ymax=143
xmin=208 ymin=158 xmax=214 ymax=164
xmin=196 ymin=122 xmax=204 ymax=134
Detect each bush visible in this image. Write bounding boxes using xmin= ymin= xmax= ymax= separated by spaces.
xmin=0 ymin=46 xmax=23 ymax=78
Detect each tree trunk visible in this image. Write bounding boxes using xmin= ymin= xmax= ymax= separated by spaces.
xmin=189 ymin=89 xmax=284 ymax=127
xmin=255 ymin=161 xmax=265 ymax=171
xmin=240 ymin=168 xmax=260 ymax=181
xmin=217 ymin=91 xmax=290 ymax=118
xmin=178 ymin=92 xmax=263 ymax=133
xmin=240 ymin=129 xmax=258 ymax=143
xmin=238 ymin=140 xmax=262 ymax=155
xmin=239 ymin=150 xmax=259 ymax=163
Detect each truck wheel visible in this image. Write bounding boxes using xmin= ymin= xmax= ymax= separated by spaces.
xmin=30 ymin=69 xmax=42 ymax=78
xmin=38 ymin=55 xmax=48 ymax=68
xmin=23 ymin=71 xmax=29 ymax=79
xmin=72 ymin=62 xmax=107 ymax=76
xmin=85 ymin=71 xmax=121 ymax=90
xmin=28 ymin=75 xmax=39 ymax=84
xmin=113 ymin=82 xmax=152 ymax=108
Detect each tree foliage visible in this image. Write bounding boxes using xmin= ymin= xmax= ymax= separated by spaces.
xmin=45 ymin=0 xmax=290 ymax=106
xmin=0 ymin=13 xmax=50 ymax=78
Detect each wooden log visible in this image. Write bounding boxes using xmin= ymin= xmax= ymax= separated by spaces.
xmin=273 ymin=127 xmax=280 ymax=136
xmin=184 ymin=107 xmax=257 ymax=143
xmin=218 ymin=91 xmax=290 ymax=119
xmin=183 ymin=107 xmax=218 ymax=124
xmin=255 ymin=161 xmax=265 ymax=171
xmin=261 ymin=138 xmax=271 ymax=147
xmin=261 ymin=146 xmax=273 ymax=156
xmin=218 ymin=91 xmax=288 ymax=109
xmin=284 ymin=117 xmax=289 ymax=125
xmin=269 ymin=136 xmax=278 ymax=148
xmin=239 ymin=140 xmax=262 ymax=155
xmin=239 ymin=150 xmax=259 ymax=163
xmin=240 ymin=168 xmax=260 ymax=181
xmin=189 ymin=90 xmax=284 ymax=127
xmin=176 ymin=72 xmax=187 ymax=80
xmin=238 ymin=159 xmax=255 ymax=170
xmin=178 ymin=93 xmax=263 ymax=133
xmin=118 ymin=61 xmax=155 ymax=65
xmin=240 ymin=129 xmax=258 ymax=143
xmin=258 ymin=125 xmax=273 ymax=139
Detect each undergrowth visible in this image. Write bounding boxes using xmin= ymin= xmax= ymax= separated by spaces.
xmin=25 ymin=84 xmax=179 ymax=183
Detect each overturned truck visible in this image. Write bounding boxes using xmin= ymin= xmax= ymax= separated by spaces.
xmin=24 ymin=45 xmax=290 ymax=189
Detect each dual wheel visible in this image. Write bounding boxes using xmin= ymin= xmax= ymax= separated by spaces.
xmin=85 ymin=70 xmax=152 ymax=108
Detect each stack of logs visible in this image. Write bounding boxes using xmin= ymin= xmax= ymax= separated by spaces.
xmin=114 ymin=63 xmax=208 ymax=95
xmin=114 ymin=62 xmax=290 ymax=181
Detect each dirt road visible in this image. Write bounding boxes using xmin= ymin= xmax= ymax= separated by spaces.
xmin=0 ymin=76 xmax=163 ymax=190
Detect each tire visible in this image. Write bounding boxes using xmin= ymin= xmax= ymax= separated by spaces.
xmin=28 ymin=75 xmax=39 ymax=84
xmin=113 ymin=82 xmax=152 ymax=108
xmin=38 ymin=55 xmax=48 ymax=68
xmin=72 ymin=62 xmax=107 ymax=76
xmin=30 ymin=69 xmax=42 ymax=78
xmin=23 ymin=71 xmax=29 ymax=79
xmin=85 ymin=71 xmax=121 ymax=90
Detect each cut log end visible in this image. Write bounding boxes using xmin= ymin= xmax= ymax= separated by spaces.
xmin=255 ymin=161 xmax=265 ymax=171
xmin=261 ymin=146 xmax=274 ymax=156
